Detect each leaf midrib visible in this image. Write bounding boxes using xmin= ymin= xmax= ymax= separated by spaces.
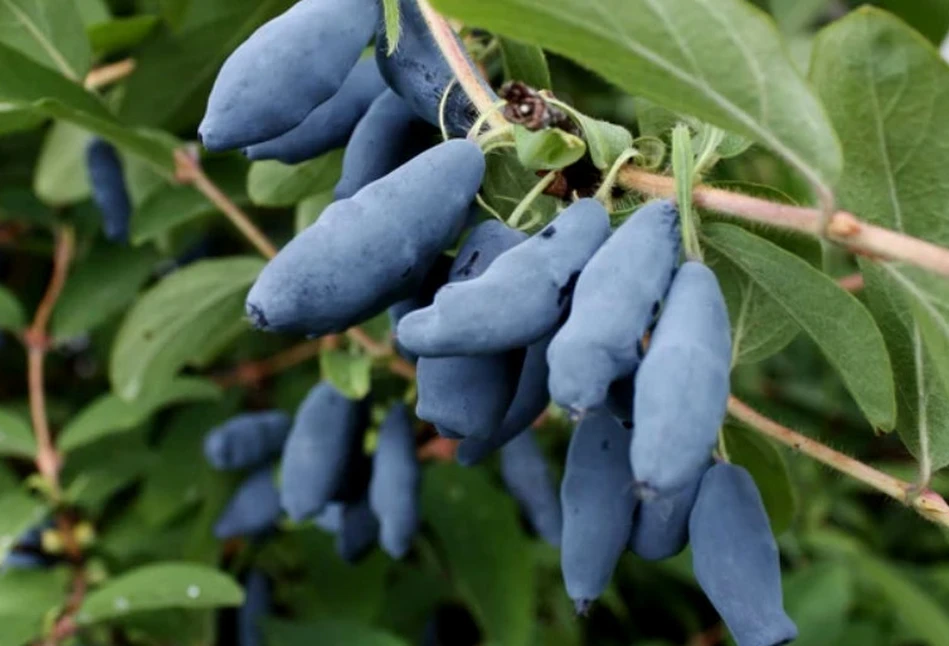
xmin=1 ymin=0 xmax=78 ymax=80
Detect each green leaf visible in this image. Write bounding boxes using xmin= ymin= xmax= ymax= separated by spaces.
xmin=131 ymin=156 xmax=249 ymax=244
xmin=499 ymin=37 xmax=551 ymax=88
xmin=811 ymin=8 xmax=949 ymax=465
xmin=247 ymin=150 xmax=344 ymax=207
xmin=78 ymin=562 xmax=244 ymax=624
xmin=119 ymin=0 xmax=293 ymax=129
xmin=62 ymin=429 xmax=152 ymax=513
xmin=0 ymin=567 xmax=71 ymax=646
xmin=855 ymin=555 xmax=949 ymax=646
xmin=110 ymin=257 xmax=264 ymax=401
xmin=0 ymin=0 xmax=92 ymax=80
xmin=875 ymin=0 xmax=949 ymax=44
xmin=423 ymin=464 xmax=534 ymax=646
xmin=58 ymin=377 xmax=220 ymax=454
xmin=75 ymin=0 xmax=109 ymax=26
xmin=704 ymin=223 xmax=896 ymax=430
xmin=0 ymin=105 xmax=43 ymax=136
xmin=0 ymin=41 xmax=176 ymax=172
xmin=265 ymin=619 xmax=409 ymax=646
xmin=382 ymin=0 xmax=401 ymax=55
xmin=51 ymin=244 xmax=158 ymax=340
xmin=708 ymin=250 xmax=799 ymax=366
xmin=0 ymin=491 xmax=47 ymax=562
xmin=0 ymin=408 xmax=36 ymax=459
xmin=320 ymin=350 xmax=372 ymax=401
xmin=514 ymin=125 xmax=586 ymax=171
xmin=722 ymin=425 xmax=796 ymax=534
xmin=431 ymin=0 xmax=842 ymax=190
xmin=482 ymin=148 xmax=559 ymax=224
xmin=783 ymin=563 xmax=854 ymax=646
xmin=767 ymin=0 xmax=831 ymax=34
xmin=295 ymin=190 xmax=334 ymax=233
xmin=88 ymin=15 xmax=160 ymax=57
xmin=137 ymin=400 xmax=239 ymax=527
xmin=0 ymin=287 xmax=26 ymax=332
xmin=33 ymin=120 xmax=92 ymax=205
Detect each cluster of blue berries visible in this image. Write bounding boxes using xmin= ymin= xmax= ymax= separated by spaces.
xmin=100 ymin=0 xmax=796 ymax=643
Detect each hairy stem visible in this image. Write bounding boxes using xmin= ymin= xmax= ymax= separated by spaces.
xmin=416 ymin=0 xmax=508 ymax=130
xmin=728 ymin=396 xmax=949 ymax=528
xmin=174 ymin=150 xmax=278 ymax=259
xmin=620 ymin=167 xmax=949 ymax=278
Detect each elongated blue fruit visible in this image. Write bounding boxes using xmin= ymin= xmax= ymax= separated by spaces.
xmin=456 ymin=332 xmax=552 ymax=465
xmin=214 ymin=468 xmax=281 ymax=540
xmin=399 ymin=199 xmax=611 ymax=357
xmin=86 ymin=139 xmax=131 ymax=244
xmin=690 ymin=464 xmax=797 ymax=646
xmin=369 ymin=405 xmax=420 ymax=559
xmin=547 ymin=200 xmax=680 ymax=413
xmin=376 ymin=0 xmax=489 ymax=135
xmin=631 ymin=262 xmax=731 ymax=496
xmin=561 ymin=409 xmax=637 ymax=612
xmin=247 ymin=140 xmax=485 ymax=336
xmin=244 ymin=59 xmax=386 ymax=164
xmin=501 ymin=431 xmax=562 ymax=547
xmin=337 ymin=497 xmax=379 ymax=563
xmin=313 ymin=503 xmax=343 ymax=535
xmin=334 ymin=90 xmax=433 ymax=201
xmin=200 ymin=0 xmax=379 ymax=151
xmin=238 ymin=570 xmax=270 ymax=646
xmin=629 ymin=469 xmax=702 ymax=561
xmin=204 ymin=410 xmax=291 ymax=471
xmin=280 ymin=382 xmax=368 ymax=520
xmin=414 ymin=220 xmax=526 ymax=437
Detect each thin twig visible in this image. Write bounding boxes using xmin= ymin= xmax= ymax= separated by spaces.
xmin=25 ymin=227 xmax=75 ymax=496
xmin=838 ymin=272 xmax=865 ymax=293
xmin=727 ymin=396 xmax=949 ymax=527
xmin=213 ymin=339 xmax=326 ymax=388
xmin=416 ymin=0 xmax=508 ymax=130
xmin=174 ymin=150 xmax=278 ymax=259
xmin=83 ymin=59 xmax=136 ymax=90
xmin=619 ymin=168 xmax=949 ymax=278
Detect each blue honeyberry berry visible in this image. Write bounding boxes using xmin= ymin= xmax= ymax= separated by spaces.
xmin=86 ymin=139 xmax=131 ymax=244
xmin=455 ymin=332 xmax=553 ymax=466
xmin=246 ymin=139 xmax=485 ymax=337
xmin=398 ymin=198 xmax=611 ymax=357
xmin=560 ymin=408 xmax=637 ymax=612
xmin=690 ymin=463 xmax=798 ymax=646
xmin=369 ymin=404 xmax=420 ymax=559
xmin=199 ymin=0 xmax=379 ymax=151
xmin=238 ymin=569 xmax=270 ymax=646
xmin=631 ymin=262 xmax=731 ymax=497
xmin=413 ymin=220 xmax=527 ymax=438
xmin=500 ymin=430 xmax=562 ymax=547
xmin=203 ymin=410 xmax=292 ymax=471
xmin=547 ymin=200 xmax=680 ymax=413
xmin=244 ymin=58 xmax=387 ymax=164
xmin=280 ymin=382 xmax=368 ymax=521
xmin=214 ymin=468 xmax=281 ymax=540
xmin=375 ymin=0 xmax=491 ymax=136
xmin=336 ymin=497 xmax=379 ymax=563
xmin=628 ymin=468 xmax=703 ymax=561
xmin=333 ymin=90 xmax=434 ymax=201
